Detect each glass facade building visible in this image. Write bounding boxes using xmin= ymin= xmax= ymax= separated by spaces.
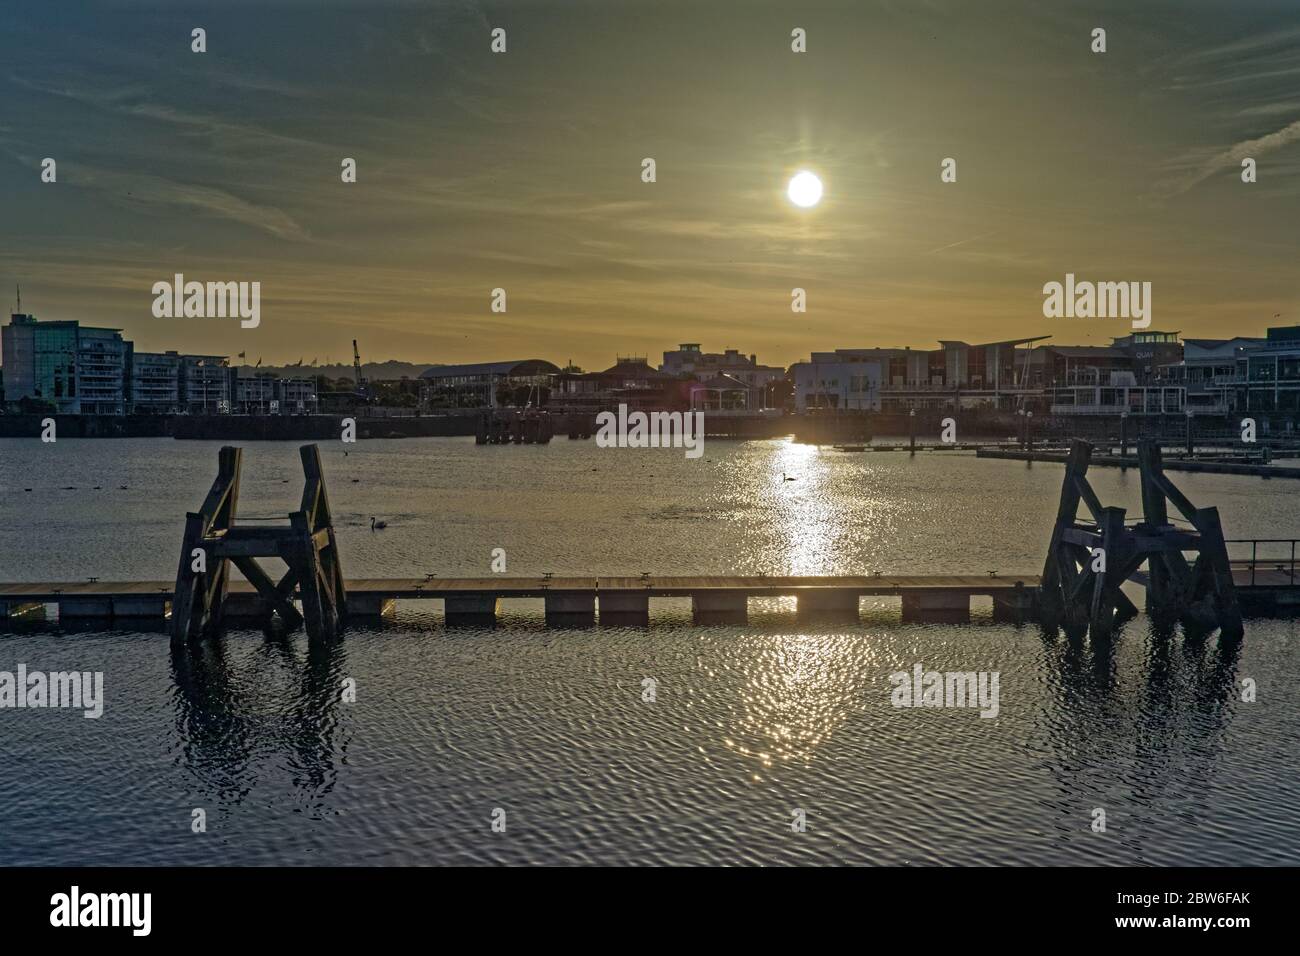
xmin=2 ymin=313 xmax=128 ymax=413
xmin=33 ymin=322 xmax=79 ymax=407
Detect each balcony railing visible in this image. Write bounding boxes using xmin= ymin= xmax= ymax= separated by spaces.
xmin=1048 ymin=403 xmax=1218 ymax=416
xmin=1226 ymin=539 xmax=1299 ymax=586
xmin=877 ymin=382 xmax=1040 ymax=393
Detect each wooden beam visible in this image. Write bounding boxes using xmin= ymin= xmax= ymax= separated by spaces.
xmin=196 ymin=446 xmax=242 ymax=532
xmin=299 ymin=444 xmax=347 ymax=619
xmin=1040 ymin=439 xmax=1092 ymax=624
xmin=169 ymin=512 xmax=205 ymax=645
xmin=1193 ymin=506 xmax=1244 ymax=639
xmin=231 ymin=556 xmax=304 ymax=630
xmin=1074 ymin=475 xmax=1106 ymax=527
xmin=291 ymin=510 xmax=330 ymax=639
xmin=1090 ymin=507 xmax=1127 ymax=638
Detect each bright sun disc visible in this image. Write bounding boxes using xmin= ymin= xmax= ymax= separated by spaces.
xmin=787 ymin=171 xmax=823 ymax=208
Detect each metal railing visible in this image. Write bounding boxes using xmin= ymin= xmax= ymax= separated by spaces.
xmin=1225 ymin=538 xmax=1299 ymax=585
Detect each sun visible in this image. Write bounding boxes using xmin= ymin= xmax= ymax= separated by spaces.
xmin=787 ymin=170 xmax=823 ymax=208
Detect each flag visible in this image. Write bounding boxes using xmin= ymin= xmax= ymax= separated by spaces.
xmin=238 ymin=351 xmax=246 ymax=358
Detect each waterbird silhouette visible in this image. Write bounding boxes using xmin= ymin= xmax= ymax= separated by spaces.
xmin=370 ymin=516 xmax=387 ymax=531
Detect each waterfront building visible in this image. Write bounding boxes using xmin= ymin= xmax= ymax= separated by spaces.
xmin=277 ymin=376 xmax=317 ymax=413
xmin=790 ymin=350 xmax=887 ymax=411
xmin=0 ymin=313 xmax=247 ymax=415
xmin=689 ymin=373 xmax=752 ymax=410
xmin=419 ymin=359 xmax=560 ymax=409
xmin=1162 ymin=325 xmax=1300 ymax=415
xmin=553 ymin=356 xmax=685 ymax=412
xmin=1239 ymin=326 xmax=1300 ymax=413
xmin=1047 ymin=370 xmax=1189 ymax=417
xmin=1179 ymin=336 xmax=1265 ymax=383
xmin=662 ymin=343 xmax=750 ymax=376
xmin=1110 ymin=330 xmax=1183 ymax=383
xmin=791 ymin=338 xmax=1047 ymax=412
xmin=1026 ymin=345 xmax=1129 ymax=389
xmin=179 ymin=355 xmax=232 ymax=414
xmin=75 ymin=325 xmax=129 ymax=414
xmin=660 ymin=343 xmax=786 ymax=409
xmin=130 ymin=351 xmax=182 ymax=414
xmin=0 ymin=313 xmax=128 ymax=414
xmin=234 ymin=370 xmax=277 ymax=413
xmin=230 ymin=369 xmax=319 ymax=414
xmin=1032 ymin=333 xmax=1194 ymax=415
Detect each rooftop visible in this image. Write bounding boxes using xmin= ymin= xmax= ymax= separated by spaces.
xmin=1046 ymin=346 xmax=1127 ymax=358
xmin=692 ymin=373 xmax=750 ymax=389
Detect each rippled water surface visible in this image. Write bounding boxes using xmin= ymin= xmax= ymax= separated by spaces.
xmin=1 ymin=437 xmax=1297 ymax=865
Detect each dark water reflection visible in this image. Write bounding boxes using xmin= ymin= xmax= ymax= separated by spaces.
xmin=169 ymin=633 xmax=352 ymax=807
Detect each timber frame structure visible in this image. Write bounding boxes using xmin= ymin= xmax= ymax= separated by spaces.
xmin=1039 ymin=438 xmax=1243 ymax=639
xmin=170 ymin=444 xmax=347 ymax=645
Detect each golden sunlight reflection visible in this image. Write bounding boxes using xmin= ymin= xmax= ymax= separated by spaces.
xmin=698 ymin=440 xmax=904 ymax=771
xmin=770 ymin=441 xmax=839 ymax=576
xmin=719 ymin=633 xmax=883 ymax=767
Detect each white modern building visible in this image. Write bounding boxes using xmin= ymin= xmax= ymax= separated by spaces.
xmin=131 ymin=351 xmax=182 ymax=413
xmin=790 ymin=351 xmax=886 ymax=411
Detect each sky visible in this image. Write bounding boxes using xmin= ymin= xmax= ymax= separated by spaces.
xmin=1 ymin=0 xmax=1298 ymax=370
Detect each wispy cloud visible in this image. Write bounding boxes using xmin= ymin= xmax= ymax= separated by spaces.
xmin=0 ymin=141 xmax=310 ymax=241
xmin=8 ymin=73 xmax=330 ymax=152
xmin=1157 ymin=117 xmax=1300 ymax=197
xmin=98 ymin=171 xmax=311 ymax=241
xmin=924 ymin=231 xmax=998 ymax=255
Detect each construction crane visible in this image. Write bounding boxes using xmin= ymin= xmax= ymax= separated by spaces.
xmin=352 ymin=339 xmax=368 ymax=401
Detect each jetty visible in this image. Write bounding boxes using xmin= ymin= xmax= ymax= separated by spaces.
xmin=977 ymin=446 xmax=1300 ymax=480
xmin=2 ymin=440 xmax=1297 ymax=642
xmin=476 ymin=409 xmax=554 ymax=444
xmin=0 ymin=573 xmax=1042 ymax=630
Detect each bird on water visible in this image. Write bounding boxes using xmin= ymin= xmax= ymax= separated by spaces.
xmin=370 ymin=516 xmax=387 ymax=530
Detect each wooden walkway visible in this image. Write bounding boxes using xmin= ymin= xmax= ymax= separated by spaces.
xmin=4 ymin=566 xmax=1296 ymax=628
xmin=0 ymin=575 xmax=1040 ymax=598
xmin=0 ymin=574 xmax=1041 ymax=627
